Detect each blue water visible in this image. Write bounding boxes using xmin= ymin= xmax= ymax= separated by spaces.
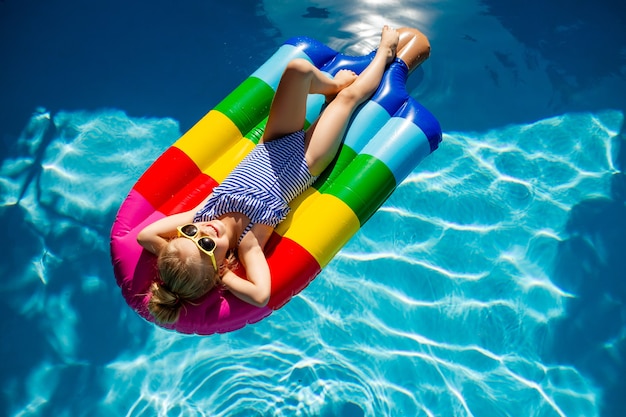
xmin=1 ymin=1 xmax=625 ymax=416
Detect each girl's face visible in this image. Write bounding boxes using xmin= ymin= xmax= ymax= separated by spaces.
xmin=175 ymin=220 xmax=230 ymax=268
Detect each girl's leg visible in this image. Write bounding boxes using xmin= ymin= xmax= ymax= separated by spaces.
xmin=305 ymin=26 xmax=399 ymax=176
xmin=263 ymin=59 xmax=357 ymax=142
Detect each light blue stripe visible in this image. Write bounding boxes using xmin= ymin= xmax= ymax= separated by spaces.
xmin=252 ymin=47 xmax=332 ymax=127
xmin=305 ymin=94 xmax=325 ymax=126
xmin=344 ymin=101 xmax=390 ymax=152
xmin=361 ymin=117 xmax=432 ymax=183
xmin=251 ymin=45 xmax=313 ymax=90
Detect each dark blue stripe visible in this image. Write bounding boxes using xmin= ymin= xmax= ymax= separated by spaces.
xmin=323 ymin=55 xmax=411 ymax=118
xmin=369 ymin=58 xmax=410 ymax=115
xmin=320 ymin=51 xmax=375 ymax=76
xmin=283 ymin=36 xmax=338 ymax=68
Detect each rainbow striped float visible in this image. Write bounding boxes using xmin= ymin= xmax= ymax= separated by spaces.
xmin=110 ymin=36 xmax=442 ymax=335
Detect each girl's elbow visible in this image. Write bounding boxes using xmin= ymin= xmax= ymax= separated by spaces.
xmin=136 ymin=231 xmax=147 ymax=247
xmin=136 ymin=230 xmax=152 ymax=249
xmin=136 ymin=229 xmax=163 ymax=255
xmin=252 ymin=289 xmax=270 ymax=308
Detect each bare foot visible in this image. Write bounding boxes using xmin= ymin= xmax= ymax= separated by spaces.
xmin=334 ymin=69 xmax=357 ymax=90
xmin=379 ymin=25 xmax=399 ymax=64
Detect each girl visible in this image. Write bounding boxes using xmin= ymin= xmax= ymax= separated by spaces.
xmin=137 ymin=26 xmax=430 ymax=323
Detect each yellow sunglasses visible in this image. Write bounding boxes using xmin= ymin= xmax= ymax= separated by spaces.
xmin=176 ymin=224 xmax=218 ymax=272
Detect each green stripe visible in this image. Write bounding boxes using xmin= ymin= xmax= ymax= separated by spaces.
xmin=314 ymin=145 xmax=358 ymax=192
xmin=217 ymin=77 xmax=317 ymax=146
xmin=245 ymin=117 xmax=268 ymax=145
xmin=214 ymin=77 xmax=275 ymax=135
xmin=325 ymin=155 xmax=397 ymax=224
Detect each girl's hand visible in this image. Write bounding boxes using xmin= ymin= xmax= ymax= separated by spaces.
xmin=221 ymin=227 xmax=272 ymax=307
xmin=137 ymin=194 xmax=213 ymax=255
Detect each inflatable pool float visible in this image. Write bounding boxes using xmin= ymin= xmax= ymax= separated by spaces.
xmin=110 ymin=33 xmax=442 ymax=335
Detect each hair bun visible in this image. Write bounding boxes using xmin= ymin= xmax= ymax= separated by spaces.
xmin=148 ymin=282 xmax=183 ymax=323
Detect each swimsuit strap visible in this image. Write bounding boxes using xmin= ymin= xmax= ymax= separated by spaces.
xmin=238 ymin=222 xmax=254 ymax=245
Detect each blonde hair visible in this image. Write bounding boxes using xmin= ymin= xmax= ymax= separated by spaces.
xmin=148 ymin=239 xmax=219 ymax=324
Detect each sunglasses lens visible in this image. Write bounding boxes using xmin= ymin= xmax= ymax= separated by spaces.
xmin=197 ymin=237 xmax=216 ymax=252
xmin=180 ymin=224 xmax=198 ymax=237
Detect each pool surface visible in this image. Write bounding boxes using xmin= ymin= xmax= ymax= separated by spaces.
xmin=1 ymin=0 xmax=625 ymax=416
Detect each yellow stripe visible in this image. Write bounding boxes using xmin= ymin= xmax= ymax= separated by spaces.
xmin=278 ymin=190 xmax=360 ymax=267
xmin=173 ymin=109 xmax=361 ymax=267
xmin=206 ymin=139 xmax=255 ymax=182
xmin=174 ymin=110 xmax=243 ymax=172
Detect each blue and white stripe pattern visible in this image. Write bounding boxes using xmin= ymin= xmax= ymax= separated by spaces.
xmin=194 ymin=130 xmax=316 ymax=242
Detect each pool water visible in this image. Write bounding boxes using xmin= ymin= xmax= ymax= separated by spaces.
xmin=1 ymin=1 xmax=625 ymax=416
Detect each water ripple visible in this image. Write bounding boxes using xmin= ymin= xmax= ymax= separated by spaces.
xmin=4 ymin=106 xmax=622 ymax=415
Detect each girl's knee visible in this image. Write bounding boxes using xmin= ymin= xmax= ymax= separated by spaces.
xmin=334 ymin=86 xmax=362 ymax=107
xmin=285 ymin=58 xmax=315 ymax=75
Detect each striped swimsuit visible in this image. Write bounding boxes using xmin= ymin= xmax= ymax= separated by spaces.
xmin=194 ymin=130 xmax=317 ymax=243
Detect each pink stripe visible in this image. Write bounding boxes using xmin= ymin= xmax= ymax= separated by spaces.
xmin=111 ymin=189 xmax=273 ymax=334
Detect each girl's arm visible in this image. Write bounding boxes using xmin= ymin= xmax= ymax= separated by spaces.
xmin=136 ymin=195 xmax=212 ymax=255
xmin=220 ymin=225 xmax=273 ymax=307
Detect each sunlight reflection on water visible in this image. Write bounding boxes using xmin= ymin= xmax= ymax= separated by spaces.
xmin=3 ymin=106 xmax=619 ymax=415
xmin=2 ymin=0 xmax=625 ymax=412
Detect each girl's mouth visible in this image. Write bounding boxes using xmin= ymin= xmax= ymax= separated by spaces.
xmin=207 ymin=224 xmax=219 ymax=237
